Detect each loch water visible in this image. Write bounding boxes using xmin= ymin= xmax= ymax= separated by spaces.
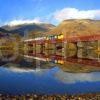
xmin=0 ymin=50 xmax=100 ymax=95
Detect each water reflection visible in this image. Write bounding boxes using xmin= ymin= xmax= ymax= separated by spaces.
xmin=0 ymin=66 xmax=100 ymax=95
xmin=0 ymin=49 xmax=100 ymax=95
xmin=55 ymin=70 xmax=100 ymax=84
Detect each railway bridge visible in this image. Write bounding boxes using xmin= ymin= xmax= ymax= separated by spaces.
xmin=24 ymin=33 xmax=100 ymax=63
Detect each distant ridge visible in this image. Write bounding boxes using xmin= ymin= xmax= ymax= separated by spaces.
xmin=0 ymin=27 xmax=10 ymax=33
xmin=1 ymin=23 xmax=55 ymax=36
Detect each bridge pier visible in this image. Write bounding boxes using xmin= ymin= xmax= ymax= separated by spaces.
xmin=97 ymin=40 xmax=100 ymax=61
xmin=76 ymin=41 xmax=100 ymax=60
xmin=77 ymin=41 xmax=88 ymax=58
xmin=27 ymin=43 xmax=34 ymax=54
xmin=36 ymin=44 xmax=44 ymax=54
xmin=67 ymin=42 xmax=77 ymax=57
xmin=98 ymin=40 xmax=100 ymax=50
xmin=44 ymin=43 xmax=56 ymax=56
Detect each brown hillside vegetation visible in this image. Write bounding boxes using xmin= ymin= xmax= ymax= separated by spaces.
xmin=45 ymin=19 xmax=100 ymax=37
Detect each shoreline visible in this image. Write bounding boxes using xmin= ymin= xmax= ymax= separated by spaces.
xmin=0 ymin=93 xmax=100 ymax=100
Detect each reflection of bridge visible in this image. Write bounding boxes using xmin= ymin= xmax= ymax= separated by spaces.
xmin=24 ymin=53 xmax=100 ymax=67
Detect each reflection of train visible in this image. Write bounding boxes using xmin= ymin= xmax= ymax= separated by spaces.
xmin=24 ymin=53 xmax=100 ymax=67
xmin=24 ymin=54 xmax=65 ymax=65
xmin=23 ymin=53 xmax=100 ymax=73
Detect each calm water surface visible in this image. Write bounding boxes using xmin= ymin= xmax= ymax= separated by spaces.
xmin=0 ymin=51 xmax=100 ymax=95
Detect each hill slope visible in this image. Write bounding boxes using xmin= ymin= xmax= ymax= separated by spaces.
xmin=2 ymin=23 xmax=55 ymax=36
xmin=0 ymin=27 xmax=10 ymax=37
xmin=46 ymin=19 xmax=100 ymax=37
xmin=0 ymin=27 xmax=10 ymax=33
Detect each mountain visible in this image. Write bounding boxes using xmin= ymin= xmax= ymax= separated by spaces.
xmin=2 ymin=23 xmax=55 ymax=36
xmin=46 ymin=19 xmax=100 ymax=37
xmin=0 ymin=27 xmax=10 ymax=37
xmin=0 ymin=27 xmax=10 ymax=33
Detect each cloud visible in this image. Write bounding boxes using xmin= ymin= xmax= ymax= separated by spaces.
xmin=4 ymin=65 xmax=48 ymax=74
xmin=6 ymin=18 xmax=44 ymax=26
xmin=55 ymin=70 xmax=100 ymax=84
xmin=54 ymin=8 xmax=100 ymax=22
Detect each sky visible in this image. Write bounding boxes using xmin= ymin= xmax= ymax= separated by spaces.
xmin=0 ymin=0 xmax=100 ymax=26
